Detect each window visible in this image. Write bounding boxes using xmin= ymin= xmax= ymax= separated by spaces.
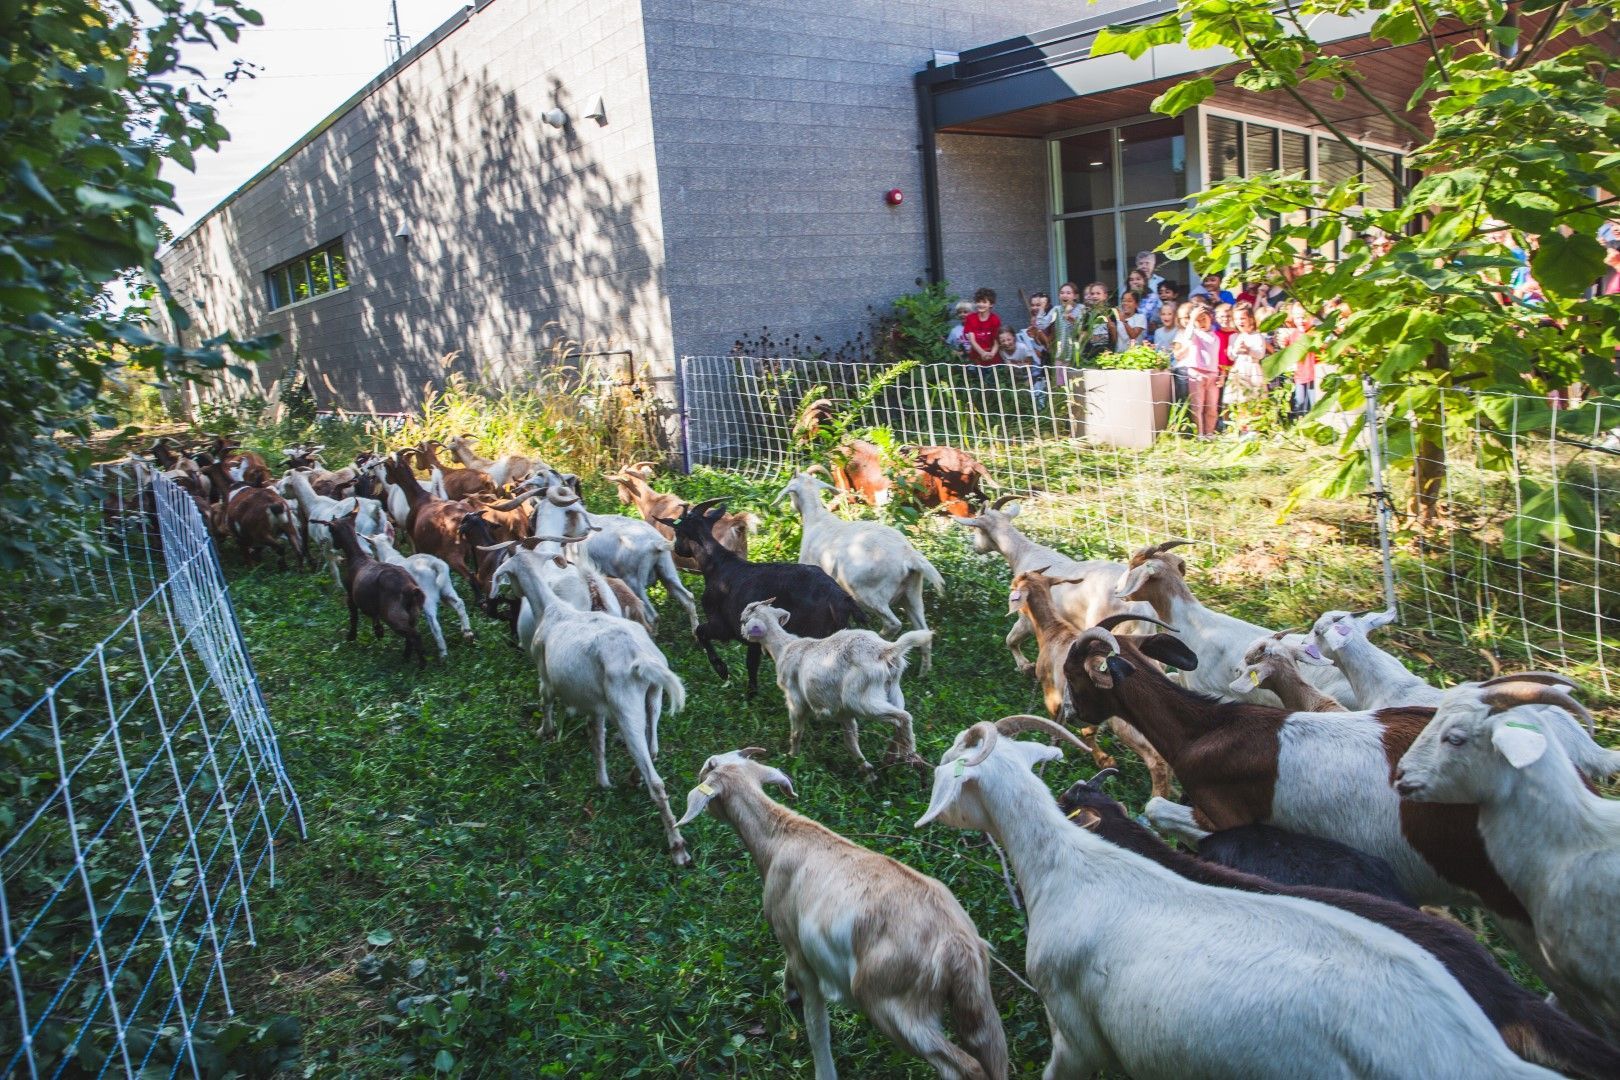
xmin=1050 ymin=117 xmax=1191 ymax=298
xmin=265 ymin=239 xmax=348 ymax=310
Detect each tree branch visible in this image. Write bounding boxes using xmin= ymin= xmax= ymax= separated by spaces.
xmin=1508 ymin=2 xmax=1568 ymax=70
xmin=1410 ymin=1 xmax=1452 ymax=85
xmin=1344 ymin=72 xmax=1430 ymax=141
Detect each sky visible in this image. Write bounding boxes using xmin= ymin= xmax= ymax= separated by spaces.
xmin=159 ymin=0 xmax=468 ymax=237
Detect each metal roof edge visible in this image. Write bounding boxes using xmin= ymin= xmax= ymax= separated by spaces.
xmin=161 ymin=2 xmax=482 ymax=255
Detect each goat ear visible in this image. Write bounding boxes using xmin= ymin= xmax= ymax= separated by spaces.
xmin=774 ymin=609 xmax=790 ymax=627
xmin=1491 ymin=720 xmax=1547 ymax=770
xmin=760 ymin=766 xmax=796 ymax=798
xmin=1068 ymin=806 xmax=1103 ymax=830
xmin=1139 ymin=633 xmax=1198 ymax=672
xmin=1113 ymin=563 xmax=1153 ymax=600
xmin=914 ymin=763 xmax=966 ymax=828
xmin=675 ymin=778 xmax=721 ymax=826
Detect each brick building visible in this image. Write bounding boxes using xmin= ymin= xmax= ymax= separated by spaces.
xmin=156 ymin=0 xmax=1421 ymax=414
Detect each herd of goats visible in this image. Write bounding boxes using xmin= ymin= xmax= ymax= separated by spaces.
xmin=118 ymin=429 xmax=1620 ymax=1080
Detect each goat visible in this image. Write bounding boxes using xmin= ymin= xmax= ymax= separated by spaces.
xmin=1059 ymin=614 xmax=1532 ymax=921
xmin=310 ymin=507 xmax=426 ymax=668
xmin=739 ymin=600 xmax=931 ymax=775
xmin=916 ymin=715 xmax=1559 ymax=1080
xmin=1313 ymin=609 xmax=1620 ymax=779
xmin=208 ymin=434 xmax=272 ymax=488
xmin=526 ymin=481 xmax=697 ymax=631
xmin=201 ymin=457 xmax=304 ymax=567
xmin=778 ymin=471 xmax=942 ymax=674
xmin=416 ymin=439 xmax=495 ymax=500
xmin=366 ymin=456 xmax=412 ymax=530
xmin=281 ymin=445 xmax=360 ymax=498
xmin=662 ymin=500 xmax=862 ymax=695
xmin=491 ymin=553 xmax=689 ymax=864
xmin=1231 ymin=631 xmax=1346 ymax=713
xmin=605 ymin=462 xmax=752 ymax=572
xmin=1006 ymin=567 xmax=1171 ymax=797
xmin=472 ymin=529 xmax=636 ymax=650
xmin=677 ymin=749 xmax=1008 ymax=1079
xmin=1139 ymin=797 xmax=1413 ymax=905
xmin=899 ymin=444 xmax=993 ymax=517
xmin=363 ymin=531 xmax=473 ymax=659
xmin=1397 ymin=674 xmax=1620 ymax=1043
xmin=275 ymin=469 xmax=392 ymax=588
xmin=442 ymin=433 xmax=538 ymax=488
xmin=950 ymin=498 xmax=1152 ymax=676
xmin=1057 ymin=773 xmax=1620 ymax=1077
xmin=381 ymin=451 xmax=482 ymax=597
xmin=1115 ymin=539 xmax=1358 ymax=708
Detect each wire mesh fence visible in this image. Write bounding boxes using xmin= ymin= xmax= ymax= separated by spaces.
xmin=0 ymin=466 xmax=304 ymax=1079
xmin=677 ymin=355 xmax=1619 ymax=716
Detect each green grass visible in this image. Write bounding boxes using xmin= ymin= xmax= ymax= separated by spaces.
xmin=209 ymin=464 xmax=1606 ymax=1077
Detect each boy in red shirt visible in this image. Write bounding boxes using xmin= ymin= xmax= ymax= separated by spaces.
xmin=962 ymin=287 xmax=1002 ymax=366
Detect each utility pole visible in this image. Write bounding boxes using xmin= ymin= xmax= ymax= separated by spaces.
xmin=383 ymin=0 xmax=409 ymax=64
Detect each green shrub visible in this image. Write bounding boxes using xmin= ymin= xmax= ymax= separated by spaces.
xmin=1088 ymin=345 xmax=1166 ymax=371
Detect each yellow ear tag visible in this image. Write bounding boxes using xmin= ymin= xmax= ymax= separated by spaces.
xmin=953 ymin=758 xmax=966 ymax=777
xmin=1248 ymin=669 xmax=1260 ymax=686
xmin=696 ymin=782 xmax=715 ymax=796
xmin=1066 ymin=806 xmax=1086 ymax=820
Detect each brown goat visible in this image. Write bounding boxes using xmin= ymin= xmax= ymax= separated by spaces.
xmin=901 ymin=444 xmax=992 ymax=517
xmin=606 ymin=463 xmax=751 ymax=572
xmin=202 ymin=457 xmax=304 ymax=567
xmin=1009 ymin=568 xmax=1175 ymax=798
xmin=417 ymin=440 xmax=495 ymax=500
xmin=313 ymin=507 xmax=427 ymax=668
xmin=382 ymin=452 xmax=483 ymax=597
xmin=210 ymin=434 xmax=272 ymax=489
xmin=794 ymin=400 xmax=990 ymax=516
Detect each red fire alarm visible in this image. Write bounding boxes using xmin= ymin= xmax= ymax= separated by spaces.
xmin=885 ymin=187 xmax=904 ymax=206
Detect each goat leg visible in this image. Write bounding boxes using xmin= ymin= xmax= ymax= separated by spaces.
xmin=346 ymin=600 xmax=360 ymax=642
xmin=694 ymin=623 xmax=730 ymax=681
xmin=745 ymin=643 xmax=764 ymax=696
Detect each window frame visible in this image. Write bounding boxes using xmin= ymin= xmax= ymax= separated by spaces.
xmin=265 ymin=238 xmax=350 ymax=311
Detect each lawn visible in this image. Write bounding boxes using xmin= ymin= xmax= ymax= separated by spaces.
xmin=208 ymin=462 xmax=1571 ymax=1077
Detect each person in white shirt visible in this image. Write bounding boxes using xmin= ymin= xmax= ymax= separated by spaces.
xmin=1224 ymin=302 xmax=1271 ymax=408
xmin=1106 ymin=290 xmax=1147 ymax=354
xmin=944 ymin=300 xmax=973 ymax=357
xmin=996 ymin=327 xmax=1046 ymax=404
xmin=1157 ymin=302 xmax=1188 ymax=402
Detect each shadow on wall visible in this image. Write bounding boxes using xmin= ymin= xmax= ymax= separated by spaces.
xmin=220 ymin=61 xmax=664 ymax=416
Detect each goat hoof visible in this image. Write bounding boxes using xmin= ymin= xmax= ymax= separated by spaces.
xmin=670 ymin=844 xmax=692 ymax=868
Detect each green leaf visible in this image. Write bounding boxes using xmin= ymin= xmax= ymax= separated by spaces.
xmin=1093 ymin=15 xmax=1185 ymax=59
xmin=1531 ymin=230 xmax=1605 ymax=299
xmin=1152 ymin=76 xmax=1217 ymax=117
xmin=434 ymin=1050 xmax=456 ymax=1073
xmin=367 ymin=929 xmax=395 ymax=947
xmin=11 ymin=158 xmax=63 ymax=213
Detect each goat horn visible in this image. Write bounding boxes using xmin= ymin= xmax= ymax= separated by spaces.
xmin=1075 ymin=624 xmax=1121 ymax=656
xmin=993 ymin=714 xmax=1092 ymax=753
xmin=1094 ymin=612 xmax=1178 ymax=634
xmin=530 ymin=533 xmax=589 ymax=546
xmin=1480 ymin=671 xmax=1579 ymax=690
xmin=1479 ymin=681 xmax=1594 ymax=734
xmin=803 ymin=463 xmax=832 ymax=478
xmin=475 ymin=541 xmax=519 ymax=554
xmin=629 ymin=460 xmax=661 ymax=473
xmin=1087 ymin=766 xmax=1120 ymax=787
xmin=1152 ymin=539 xmax=1193 ymax=555
xmin=990 ymin=494 xmax=1020 ymax=510
xmin=960 ymin=721 xmax=999 ymax=768
xmin=1271 ymin=626 xmax=1305 ymax=639
xmin=545 ymin=483 xmax=578 ymax=507
xmin=739 ymin=747 xmax=770 ymax=760
xmin=687 ymin=497 xmax=727 ymax=516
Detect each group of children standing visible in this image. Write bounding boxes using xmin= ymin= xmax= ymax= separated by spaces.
xmin=945 ymin=251 xmax=1326 ymax=438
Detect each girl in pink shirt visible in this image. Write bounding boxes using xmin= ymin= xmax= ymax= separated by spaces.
xmin=1173 ymin=306 xmax=1222 ymax=436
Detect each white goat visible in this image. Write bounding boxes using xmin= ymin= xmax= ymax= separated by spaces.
xmin=479 ymin=533 xmax=629 ymax=660
xmin=366 ymin=457 xmax=412 ymax=531
xmin=1396 ymin=673 xmax=1620 ymax=1042
xmin=443 ymin=434 xmax=540 ymax=488
xmin=676 ymin=749 xmax=1008 ymax=1079
xmin=361 ymin=532 xmax=472 ymax=659
xmin=491 ymin=553 xmax=690 ymax=865
xmin=739 ymin=601 xmax=932 ymax=774
xmin=275 ymin=470 xmax=392 ymax=587
xmin=1114 ymin=540 xmax=1358 ymax=708
xmin=1312 ymin=609 xmax=1620 ymax=779
xmin=777 ymin=472 xmax=943 ymax=674
xmin=916 ymin=714 xmax=1558 ymax=1080
xmin=951 ymin=498 xmax=1153 ymax=674
xmin=526 ymin=482 xmax=697 ymax=631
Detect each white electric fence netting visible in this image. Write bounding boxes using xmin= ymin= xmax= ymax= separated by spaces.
xmin=1 ymin=466 xmax=304 ymax=1078
xmin=679 ymin=356 xmax=1618 ymax=713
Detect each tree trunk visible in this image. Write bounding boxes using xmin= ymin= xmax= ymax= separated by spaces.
xmin=1410 ymin=345 xmax=1449 ymax=525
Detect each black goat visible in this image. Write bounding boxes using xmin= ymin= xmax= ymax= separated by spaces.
xmin=661 ymin=499 xmax=861 ymax=694
xmin=1056 ymin=773 xmax=1620 ymax=1079
xmin=313 ymin=506 xmax=428 ymax=668
xmin=1192 ymin=821 xmax=1413 ymax=905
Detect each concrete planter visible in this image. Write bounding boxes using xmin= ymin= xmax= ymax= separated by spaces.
xmin=1077 ymin=369 xmax=1173 ymax=449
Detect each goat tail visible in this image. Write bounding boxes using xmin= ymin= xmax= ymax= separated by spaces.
xmin=916 ymin=556 xmax=946 ymax=595
xmin=1501 ymin=1005 xmax=1620 ymax=1079
xmin=884 ymin=630 xmax=934 ymax=664
xmin=947 ymin=936 xmax=1010 ymax=1080
xmin=633 ymin=658 xmax=685 ymax=716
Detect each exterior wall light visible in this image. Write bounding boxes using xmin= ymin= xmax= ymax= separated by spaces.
xmin=543 ymin=108 xmax=567 ymax=128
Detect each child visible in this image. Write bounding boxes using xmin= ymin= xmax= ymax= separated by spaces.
xmin=1154 ymin=302 xmax=1186 ymax=403
xmin=962 ymin=288 xmax=1001 ymax=366
xmin=944 ymin=300 xmax=973 ymax=357
xmin=1275 ymin=301 xmax=1317 ymax=419
xmin=1172 ymin=305 xmax=1222 ymax=436
xmin=1108 ymin=290 xmax=1147 ymax=354
xmin=1125 ymin=269 xmax=1158 ymax=324
xmin=997 ymin=327 xmax=1047 ymax=406
xmin=1023 ymin=290 xmax=1055 ymax=364
xmin=1224 ymin=302 xmax=1270 ymax=412
xmin=1081 ymin=281 xmax=1113 ymax=361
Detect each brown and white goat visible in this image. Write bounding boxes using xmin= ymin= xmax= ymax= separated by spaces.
xmin=202 ymin=457 xmax=304 ymax=567
xmin=381 ymin=451 xmax=482 ymax=596
xmin=1060 ymin=615 xmax=1534 ymax=926
xmin=1231 ymin=632 xmax=1347 ymax=713
xmin=1007 ymin=568 xmax=1173 ymax=798
xmin=209 ymin=434 xmax=272 ymax=489
xmin=417 ymin=440 xmax=495 ymax=500
xmin=606 ymin=462 xmax=751 ymax=572
xmin=442 ymin=434 xmax=538 ymax=489
xmin=312 ymin=507 xmax=427 ymax=668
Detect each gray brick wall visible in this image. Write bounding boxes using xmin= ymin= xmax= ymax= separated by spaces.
xmin=643 ymin=0 xmax=1136 ymax=361
xmin=160 ymin=0 xmax=672 ymax=414
xmin=937 ymin=133 xmax=1052 ymax=320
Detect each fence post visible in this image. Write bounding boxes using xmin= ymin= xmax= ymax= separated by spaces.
xmin=675 ymin=354 xmax=692 ymax=475
xmin=1363 ymin=378 xmax=1400 ymax=618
